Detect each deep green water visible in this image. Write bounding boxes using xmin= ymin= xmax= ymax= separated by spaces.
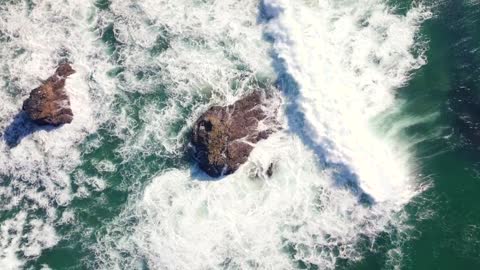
xmin=1 ymin=0 xmax=480 ymax=269
xmin=363 ymin=0 xmax=480 ymax=268
xmin=397 ymin=0 xmax=480 ymax=268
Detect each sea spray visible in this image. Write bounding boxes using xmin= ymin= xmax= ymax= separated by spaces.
xmin=262 ymin=0 xmax=431 ymax=203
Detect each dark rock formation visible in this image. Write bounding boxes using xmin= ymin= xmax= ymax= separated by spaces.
xmin=191 ymin=91 xmax=280 ymax=177
xmin=266 ymin=163 xmax=274 ymax=178
xmin=22 ymin=63 xmax=75 ymax=126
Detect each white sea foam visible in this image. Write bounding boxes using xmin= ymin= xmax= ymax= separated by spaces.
xmin=102 ymin=0 xmax=275 ymax=158
xmin=0 ymin=0 xmax=115 ymax=267
xmin=95 ymin=0 xmax=431 ymax=269
xmin=0 ymin=0 xmax=431 ymax=268
xmin=262 ymin=0 xmax=431 ymax=203
xmin=97 ymin=134 xmax=415 ymax=269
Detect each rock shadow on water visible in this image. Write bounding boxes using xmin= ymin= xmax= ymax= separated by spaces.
xmin=2 ymin=111 xmax=58 ymax=148
xmin=257 ymin=4 xmax=374 ymax=205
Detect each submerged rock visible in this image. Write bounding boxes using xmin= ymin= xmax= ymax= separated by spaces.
xmin=22 ymin=63 xmax=75 ymax=126
xmin=191 ymin=91 xmax=280 ymax=177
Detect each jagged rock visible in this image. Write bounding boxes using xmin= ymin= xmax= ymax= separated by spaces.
xmin=191 ymin=91 xmax=280 ymax=177
xmin=22 ymin=63 xmax=75 ymax=126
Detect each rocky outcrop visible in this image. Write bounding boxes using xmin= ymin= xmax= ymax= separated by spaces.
xmin=191 ymin=91 xmax=280 ymax=177
xmin=22 ymin=63 xmax=75 ymax=126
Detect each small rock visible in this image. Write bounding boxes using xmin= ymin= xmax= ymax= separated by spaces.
xmin=266 ymin=163 xmax=274 ymax=177
xmin=191 ymin=91 xmax=280 ymax=177
xmin=22 ymin=63 xmax=75 ymax=126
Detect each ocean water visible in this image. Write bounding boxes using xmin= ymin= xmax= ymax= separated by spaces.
xmin=0 ymin=0 xmax=479 ymax=269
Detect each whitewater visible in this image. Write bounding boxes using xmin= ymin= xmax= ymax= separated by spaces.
xmin=0 ymin=0 xmax=431 ymax=269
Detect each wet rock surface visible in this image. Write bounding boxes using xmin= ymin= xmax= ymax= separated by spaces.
xmin=191 ymin=91 xmax=280 ymax=177
xmin=22 ymin=63 xmax=75 ymax=126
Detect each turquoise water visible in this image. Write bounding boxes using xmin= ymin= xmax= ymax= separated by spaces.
xmin=0 ymin=0 xmax=479 ymax=269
